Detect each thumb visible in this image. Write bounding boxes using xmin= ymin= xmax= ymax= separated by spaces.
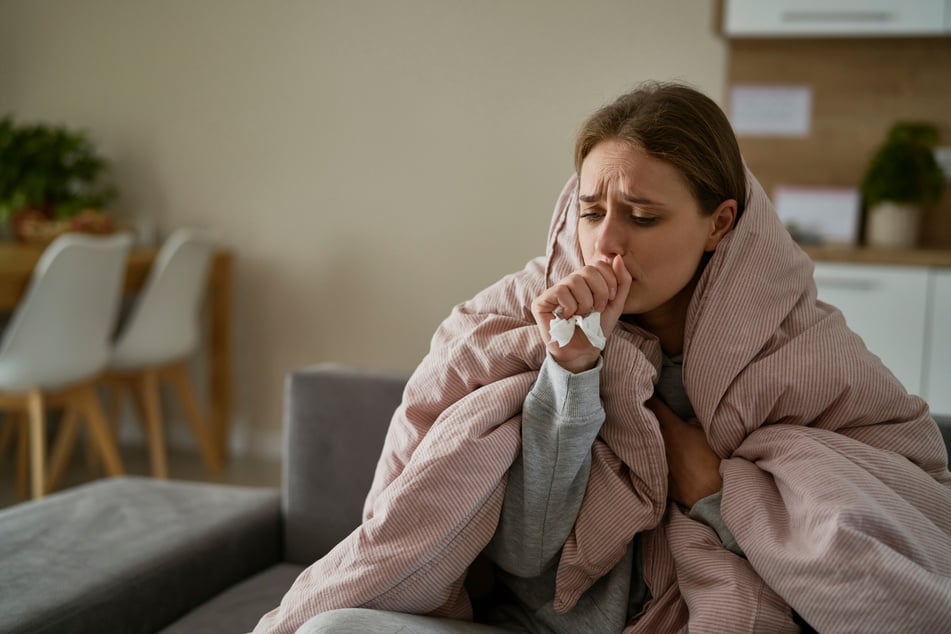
xmin=613 ymin=255 xmax=631 ymax=293
xmin=598 ymin=255 xmax=631 ymax=339
xmin=605 ymin=255 xmax=631 ymax=318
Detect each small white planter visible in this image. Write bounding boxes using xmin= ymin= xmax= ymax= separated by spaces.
xmin=866 ymin=201 xmax=920 ymax=249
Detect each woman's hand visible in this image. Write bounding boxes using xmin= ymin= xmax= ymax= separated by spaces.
xmin=531 ymin=255 xmax=632 ymax=373
xmin=647 ymin=397 xmax=722 ymax=508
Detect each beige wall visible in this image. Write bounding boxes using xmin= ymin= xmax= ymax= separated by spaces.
xmin=0 ymin=0 xmax=726 ymax=457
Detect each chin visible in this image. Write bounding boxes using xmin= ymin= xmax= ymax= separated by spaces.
xmin=622 ymin=305 xmax=650 ymax=318
xmin=623 ymin=296 xmax=653 ymax=313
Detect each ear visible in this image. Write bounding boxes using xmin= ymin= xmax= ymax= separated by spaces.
xmin=704 ymin=199 xmax=737 ymax=252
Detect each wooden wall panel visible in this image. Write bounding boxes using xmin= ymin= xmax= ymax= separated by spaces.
xmin=727 ymin=38 xmax=951 ymax=248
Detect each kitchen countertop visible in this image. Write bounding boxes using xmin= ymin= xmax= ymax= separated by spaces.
xmin=801 ymin=245 xmax=951 ymax=268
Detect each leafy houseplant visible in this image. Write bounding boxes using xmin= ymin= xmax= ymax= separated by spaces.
xmin=860 ymin=122 xmax=944 ymax=248
xmin=0 ymin=116 xmax=118 ymax=243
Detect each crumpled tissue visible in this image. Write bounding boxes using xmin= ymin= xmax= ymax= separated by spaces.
xmin=548 ymin=311 xmax=606 ymax=350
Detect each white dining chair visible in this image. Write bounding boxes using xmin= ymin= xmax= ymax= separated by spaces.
xmin=0 ymin=232 xmax=133 ymax=499
xmin=103 ymin=228 xmax=222 ymax=479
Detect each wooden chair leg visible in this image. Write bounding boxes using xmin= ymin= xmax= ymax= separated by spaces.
xmin=165 ymin=363 xmax=222 ymax=475
xmin=108 ymin=382 xmax=123 ymax=439
xmin=27 ymin=389 xmax=46 ymax=499
xmin=133 ymin=371 xmax=168 ymax=479
xmin=0 ymin=414 xmax=15 ymax=458
xmin=86 ymin=383 xmax=124 ymax=475
xmin=15 ymin=414 xmax=28 ymax=500
xmin=83 ymin=406 xmax=100 ymax=474
xmin=76 ymin=385 xmax=125 ymax=478
xmin=47 ymin=407 xmax=81 ymax=491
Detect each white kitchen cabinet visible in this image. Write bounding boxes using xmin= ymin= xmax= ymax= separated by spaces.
xmin=813 ymin=263 xmax=929 ymax=396
xmin=925 ymin=270 xmax=951 ymax=416
xmin=812 ymin=262 xmax=951 ymax=417
xmin=723 ymin=0 xmax=948 ymax=37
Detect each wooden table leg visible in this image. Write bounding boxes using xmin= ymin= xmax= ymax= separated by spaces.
xmin=208 ymin=252 xmax=233 ymax=464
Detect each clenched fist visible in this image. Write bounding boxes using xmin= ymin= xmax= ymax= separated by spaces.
xmin=531 ymin=254 xmax=632 ymax=373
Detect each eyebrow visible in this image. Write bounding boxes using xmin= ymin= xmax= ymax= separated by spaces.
xmin=578 ymin=192 xmax=665 ymax=206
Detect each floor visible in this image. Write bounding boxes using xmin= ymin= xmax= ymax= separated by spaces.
xmin=0 ymin=444 xmax=282 ymax=510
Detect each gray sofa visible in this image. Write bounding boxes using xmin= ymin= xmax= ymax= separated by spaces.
xmin=2 ymin=363 xmax=950 ymax=633
xmin=0 ymin=364 xmax=406 ymax=633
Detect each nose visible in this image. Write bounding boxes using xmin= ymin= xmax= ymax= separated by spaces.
xmin=592 ymin=214 xmax=625 ymax=260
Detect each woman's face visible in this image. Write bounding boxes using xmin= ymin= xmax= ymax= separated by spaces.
xmin=577 ymin=138 xmax=735 ymax=322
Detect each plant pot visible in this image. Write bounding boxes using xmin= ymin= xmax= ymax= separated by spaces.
xmin=865 ymin=202 xmax=920 ymax=249
xmin=9 ymin=208 xmax=115 ymax=245
xmin=9 ymin=208 xmax=57 ymax=244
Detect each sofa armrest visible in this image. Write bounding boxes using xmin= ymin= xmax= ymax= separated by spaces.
xmin=283 ymin=363 xmax=408 ymax=565
xmin=0 ymin=477 xmax=280 ymax=634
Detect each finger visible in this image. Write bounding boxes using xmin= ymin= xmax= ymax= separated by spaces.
xmin=598 ymin=255 xmax=632 ymax=326
xmin=581 ymin=263 xmax=617 ymax=312
xmin=548 ymin=285 xmax=582 ymax=319
xmin=532 ymin=280 xmax=582 ymax=318
xmin=532 ymin=290 xmax=562 ymax=320
xmin=545 ymin=274 xmax=603 ymax=319
xmin=532 ymin=284 xmax=593 ymax=333
xmin=612 ymin=255 xmax=632 ymax=301
xmin=562 ymin=276 xmax=597 ymax=317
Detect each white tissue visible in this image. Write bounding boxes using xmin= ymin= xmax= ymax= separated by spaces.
xmin=548 ymin=311 xmax=606 ymax=350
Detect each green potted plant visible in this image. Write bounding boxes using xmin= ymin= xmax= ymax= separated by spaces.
xmin=0 ymin=116 xmax=118 ymax=243
xmin=860 ymin=122 xmax=944 ymax=249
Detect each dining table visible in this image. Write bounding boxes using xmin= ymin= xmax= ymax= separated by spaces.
xmin=0 ymin=242 xmax=234 ymax=462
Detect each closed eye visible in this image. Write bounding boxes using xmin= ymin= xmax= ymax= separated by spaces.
xmin=580 ymin=211 xmax=658 ymax=226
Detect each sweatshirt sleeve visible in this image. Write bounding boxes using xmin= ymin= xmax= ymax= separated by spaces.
xmin=486 ymin=353 xmax=605 ymax=577
xmin=689 ymin=491 xmax=745 ymax=556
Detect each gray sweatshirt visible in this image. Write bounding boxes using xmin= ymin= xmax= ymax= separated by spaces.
xmin=484 ymin=353 xmax=740 ymax=633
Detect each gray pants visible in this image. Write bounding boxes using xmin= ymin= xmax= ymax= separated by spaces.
xmin=297 ymin=608 xmax=522 ymax=633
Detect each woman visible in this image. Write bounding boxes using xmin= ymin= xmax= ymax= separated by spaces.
xmin=255 ymin=83 xmax=951 ymax=633
xmin=482 ymin=84 xmax=747 ymax=633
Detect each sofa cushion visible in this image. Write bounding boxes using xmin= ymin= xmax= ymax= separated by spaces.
xmin=159 ymin=562 xmax=305 ymax=633
xmin=0 ymin=476 xmax=281 ymax=634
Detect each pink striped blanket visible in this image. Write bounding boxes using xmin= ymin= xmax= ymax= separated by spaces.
xmin=255 ymin=170 xmax=951 ymax=633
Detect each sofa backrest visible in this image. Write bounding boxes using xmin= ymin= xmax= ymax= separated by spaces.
xmin=938 ymin=419 xmax=951 ymax=461
xmin=282 ymin=364 xmax=408 ymax=565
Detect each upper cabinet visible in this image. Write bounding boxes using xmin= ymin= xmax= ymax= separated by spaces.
xmin=723 ymin=0 xmax=949 ymax=37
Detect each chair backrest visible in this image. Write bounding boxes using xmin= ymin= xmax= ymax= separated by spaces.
xmin=110 ymin=228 xmax=217 ymax=369
xmin=0 ymin=232 xmax=134 ymax=391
